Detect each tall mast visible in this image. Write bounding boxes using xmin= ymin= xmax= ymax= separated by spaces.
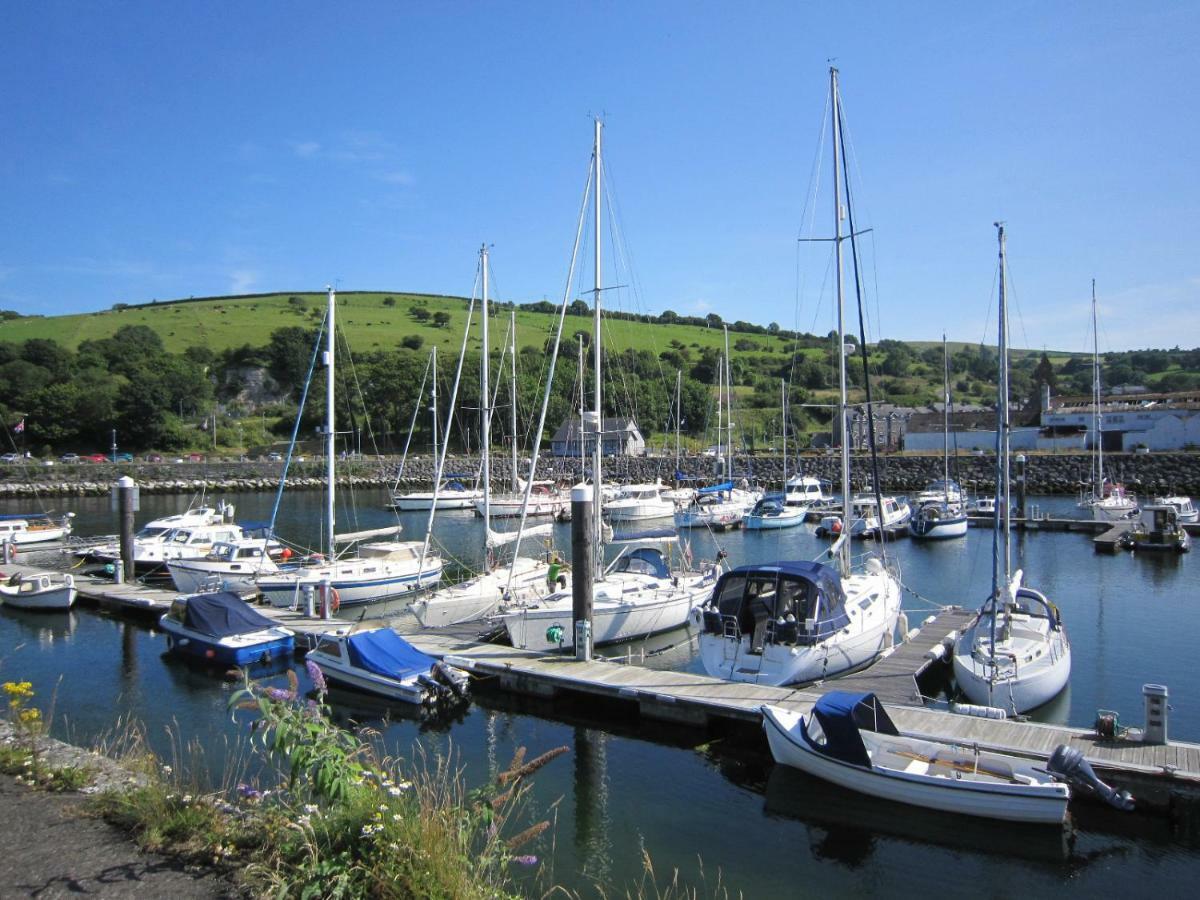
xmin=723 ymin=325 xmax=733 ymax=475
xmin=324 ymin=285 xmax=337 ymax=560
xmin=831 ymin=66 xmax=851 ymax=574
xmin=591 ymin=117 xmax=604 ymax=580
xmin=579 ymin=335 xmax=586 ymax=472
xmin=675 ymin=369 xmax=682 ymax=471
xmin=716 ymin=346 xmax=724 ymax=477
xmin=1093 ymin=281 xmax=1100 ymax=488
xmin=999 ymin=229 xmax=1011 ymax=582
xmin=942 ymin=334 xmax=949 ymax=490
xmin=480 ymin=245 xmax=492 ymax=535
xmin=510 ymin=309 xmax=519 ymax=493
xmin=781 ymin=378 xmax=788 ymax=487
xmin=431 ymin=345 xmax=439 ymax=464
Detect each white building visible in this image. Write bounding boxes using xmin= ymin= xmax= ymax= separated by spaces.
xmin=550 ymin=417 xmax=646 ymax=458
xmin=1040 ymin=391 xmax=1200 ymax=451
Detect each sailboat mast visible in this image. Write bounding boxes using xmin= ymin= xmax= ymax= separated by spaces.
xmin=999 ymin=230 xmax=1011 ymax=581
xmin=675 ymin=369 xmax=681 ymax=471
xmin=480 ymin=245 xmax=492 ymax=533
xmin=579 ymin=336 xmax=586 ymax=472
xmin=942 ymin=334 xmax=949 ymax=489
xmin=592 ymin=117 xmax=604 ymax=580
xmin=781 ymin=378 xmax=788 ymax=487
xmin=324 ymin=285 xmax=337 ymax=561
xmin=723 ymin=325 xmax=733 ymax=474
xmin=1092 ymin=279 xmax=1102 ymax=494
xmin=431 ymin=345 xmax=439 ymax=465
xmin=831 ymin=66 xmax=851 ymax=574
xmin=510 ymin=309 xmax=519 ymax=493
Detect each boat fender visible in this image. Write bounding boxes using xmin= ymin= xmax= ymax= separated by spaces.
xmin=897 ymin=612 xmax=910 ymax=641
xmin=923 ymin=643 xmax=947 ymax=662
xmin=1047 ymin=745 xmax=1135 ymax=811
xmin=952 ymin=702 xmax=1007 ymax=720
xmin=545 ymin=624 xmax=565 ymax=645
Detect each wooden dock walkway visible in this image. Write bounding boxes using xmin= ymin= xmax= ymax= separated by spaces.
xmin=6 ymin=560 xmax=1198 ymax=807
xmin=1094 ymin=523 xmax=1132 ymax=553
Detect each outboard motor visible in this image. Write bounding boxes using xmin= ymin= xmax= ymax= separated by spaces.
xmin=1047 ymin=745 xmax=1135 ymax=812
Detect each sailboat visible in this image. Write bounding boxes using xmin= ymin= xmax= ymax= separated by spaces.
xmin=257 ymin=287 xmax=445 ymax=608
xmin=910 ymin=336 xmax=968 ymax=539
xmin=501 ymin=119 xmax=723 ymax=652
xmin=1077 ymin=281 xmax=1137 ymax=522
xmin=696 ymin=68 xmax=902 ymax=685
xmin=392 ymin=347 xmax=484 ymax=511
xmin=953 ymin=224 xmax=1071 ymax=714
xmin=410 ymin=248 xmax=564 ymax=628
xmin=745 ymin=380 xmax=805 ymax=530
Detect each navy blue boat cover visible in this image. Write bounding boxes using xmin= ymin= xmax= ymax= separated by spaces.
xmin=346 ymin=629 xmax=436 ymax=679
xmin=183 ymin=592 xmax=279 ymax=637
xmin=807 ymin=691 xmax=900 ymax=767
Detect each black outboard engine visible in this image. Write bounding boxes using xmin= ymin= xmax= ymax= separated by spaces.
xmin=1047 ymin=745 xmax=1135 ymax=812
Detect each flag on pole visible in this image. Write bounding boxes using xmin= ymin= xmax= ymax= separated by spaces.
xmin=13 ymin=418 xmax=24 ymax=434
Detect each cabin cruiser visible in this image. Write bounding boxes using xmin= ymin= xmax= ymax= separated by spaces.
xmin=604 ymin=482 xmax=676 ymax=522
xmin=817 ymin=495 xmax=911 ymax=538
xmin=391 ymin=475 xmax=483 ymax=511
xmin=0 ymin=512 xmax=75 ymax=547
xmin=1121 ymin=504 xmax=1191 ymax=553
xmin=78 ymin=503 xmax=235 ymax=562
xmin=166 ymin=537 xmax=285 ymax=594
xmin=784 ymin=475 xmax=835 ymax=510
xmin=87 ymin=522 xmax=249 ymax=576
xmin=1153 ymin=495 xmax=1198 ymax=524
xmin=480 ymin=480 xmax=566 ymax=518
xmin=744 ymin=497 xmax=805 ymax=530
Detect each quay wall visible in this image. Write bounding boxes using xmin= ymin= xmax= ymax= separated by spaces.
xmin=1 ymin=452 xmax=1198 ymax=498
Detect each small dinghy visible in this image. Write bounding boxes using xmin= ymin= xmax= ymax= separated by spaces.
xmin=761 ymin=692 xmax=1071 ymax=825
xmin=159 ymin=591 xmax=295 ymax=666
xmin=305 ymin=627 xmax=469 ymax=710
xmin=0 ymin=571 xmax=76 ymax=611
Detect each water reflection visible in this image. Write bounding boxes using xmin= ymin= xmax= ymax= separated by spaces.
xmin=573 ymin=726 xmax=612 ymax=886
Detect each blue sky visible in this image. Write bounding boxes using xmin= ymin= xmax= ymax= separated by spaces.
xmin=2 ymin=1 xmax=1197 ymax=352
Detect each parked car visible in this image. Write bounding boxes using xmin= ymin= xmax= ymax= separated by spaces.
xmin=0 ymin=452 xmax=20 ymax=463
xmin=59 ymin=453 xmax=80 ymax=463
xmin=145 ymin=453 xmax=163 ymax=462
xmin=187 ymin=453 xmax=205 ymax=462
xmin=83 ymin=453 xmax=108 ymax=463
xmin=265 ymin=452 xmax=283 ymax=462
xmin=114 ymin=452 xmax=134 ymax=462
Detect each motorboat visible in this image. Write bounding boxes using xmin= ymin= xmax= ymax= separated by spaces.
xmin=0 ymin=571 xmax=76 ymax=611
xmin=953 ymin=224 xmax=1070 ymax=716
xmin=818 ymin=495 xmax=911 ymax=538
xmin=784 ymin=475 xmax=835 ymax=510
xmin=502 ymin=529 xmax=722 ymax=652
xmin=761 ymin=693 xmax=1070 ymax=824
xmin=697 ymin=68 xmax=901 ymax=688
xmin=1121 ymin=504 xmax=1191 ymax=553
xmin=604 ymin=482 xmax=675 ymax=521
xmin=159 ymin=591 xmax=294 ymax=666
xmin=78 ymin=502 xmax=235 ymax=563
xmin=392 ymin=476 xmax=483 ymax=511
xmin=166 ymin=537 xmax=285 ymax=594
xmin=696 ymin=559 xmax=900 ymax=685
xmin=480 ymin=480 xmax=566 ymax=518
xmin=305 ymin=627 xmax=469 ymax=708
xmin=0 ymin=512 xmax=75 ymax=547
xmin=1153 ymin=495 xmax=1198 ymax=524
xmin=90 ymin=522 xmax=250 ymax=576
xmin=744 ymin=497 xmax=806 ymax=530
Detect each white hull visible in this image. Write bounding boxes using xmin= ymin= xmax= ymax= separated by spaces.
xmin=698 ymin=569 xmax=900 ymax=685
xmin=392 ymin=492 xmax=481 ymax=511
xmin=675 ymin=503 xmax=743 ymax=529
xmin=410 ymin=556 xmax=561 ymax=627
xmin=503 ymin=571 xmax=717 ymax=652
xmin=478 ymin=495 xmax=564 ymax=518
xmin=909 ymin=516 xmax=968 ymax=540
xmin=258 ymin=557 xmax=443 ymax=608
xmin=954 ymin=643 xmax=1072 ymax=713
xmin=0 ymin=524 xmax=71 ymax=546
xmin=306 ymin=652 xmax=428 ymax=704
xmin=167 ymin=558 xmax=278 ymax=594
xmin=1089 ymin=499 xmax=1137 ymax=522
xmin=762 ymin=706 xmax=1069 ymax=824
xmin=605 ymin=501 xmax=676 ymax=521
xmin=0 ymin=573 xmax=76 ymax=611
xmin=744 ymin=509 xmax=806 ymax=530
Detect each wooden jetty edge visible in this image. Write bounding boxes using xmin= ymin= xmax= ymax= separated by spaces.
xmin=8 ymin=562 xmax=1198 ymax=810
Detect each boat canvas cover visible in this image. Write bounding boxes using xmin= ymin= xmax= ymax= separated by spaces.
xmin=807 ymin=691 xmax=900 ymax=767
xmin=183 ymin=592 xmax=279 ymax=637
xmin=698 ymin=481 xmax=734 ymax=495
xmin=346 ymin=629 xmax=436 ymax=680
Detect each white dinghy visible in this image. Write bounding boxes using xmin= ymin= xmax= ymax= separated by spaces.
xmin=762 ymin=693 xmax=1070 ymax=825
xmin=0 ymin=571 xmax=76 ymax=611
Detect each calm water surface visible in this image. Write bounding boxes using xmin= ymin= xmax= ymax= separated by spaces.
xmin=1 ymin=489 xmax=1196 ymax=896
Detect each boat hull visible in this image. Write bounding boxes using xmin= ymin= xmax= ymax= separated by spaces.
xmin=744 ymin=510 xmax=806 ymax=530
xmin=167 ymin=559 xmax=278 ymax=594
xmin=0 ymin=575 xmax=76 ymax=611
xmin=761 ymin=706 xmax=1068 ymax=824
xmin=953 ymin=637 xmax=1072 ymax=714
xmin=258 ymin=564 xmax=443 ymax=608
xmin=392 ymin=493 xmax=481 ymax=511
xmin=305 ymin=651 xmax=428 ymax=704
xmin=909 ymin=516 xmax=968 ymax=539
xmin=160 ymin=619 xmax=294 ymax=667
xmin=411 ymin=557 xmax=560 ymax=627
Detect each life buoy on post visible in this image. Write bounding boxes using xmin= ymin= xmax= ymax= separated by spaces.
xmin=322 ymin=585 xmax=341 ymax=616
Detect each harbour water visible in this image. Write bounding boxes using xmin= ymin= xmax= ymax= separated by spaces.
xmin=1 ymin=489 xmax=1196 ymax=896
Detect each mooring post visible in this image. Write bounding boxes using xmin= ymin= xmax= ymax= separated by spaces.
xmin=321 ymin=577 xmax=334 ymax=621
xmin=1015 ymin=454 xmax=1027 ymax=519
xmin=116 ymin=475 xmax=137 ymax=584
xmin=571 ymin=482 xmax=594 ymax=661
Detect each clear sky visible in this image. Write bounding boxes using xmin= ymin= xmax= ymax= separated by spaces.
xmin=2 ymin=1 xmax=1197 ymax=352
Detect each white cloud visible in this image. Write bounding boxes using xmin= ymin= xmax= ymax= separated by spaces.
xmin=229 ymin=269 xmax=259 ymax=293
xmin=290 ymin=140 xmax=321 ymax=158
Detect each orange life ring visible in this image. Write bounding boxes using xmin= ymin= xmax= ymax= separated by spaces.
xmin=831 ymin=518 xmax=843 ymax=534
xmin=324 ymin=586 xmax=341 ymax=614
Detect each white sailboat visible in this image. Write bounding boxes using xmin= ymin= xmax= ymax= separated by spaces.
xmin=258 ymin=287 xmax=444 ymax=608
xmin=953 ymin=224 xmax=1071 ymax=715
xmin=501 ymin=119 xmax=722 ymax=651
xmin=411 ymin=249 xmax=565 ymax=628
xmin=910 ymin=336 xmax=968 ymax=539
xmin=1077 ymin=281 xmax=1137 ymax=522
xmin=746 ymin=380 xmax=805 ymax=530
xmin=697 ymin=68 xmax=901 ymax=686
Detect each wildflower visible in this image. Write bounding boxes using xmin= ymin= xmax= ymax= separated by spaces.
xmin=264 ymin=686 xmax=295 ymax=702
xmin=305 ymin=660 xmax=327 ymax=695
xmin=512 ymin=855 xmax=539 ymax=866
xmin=181 ymin=794 xmax=193 ymax=804
xmin=392 ymin=814 xmax=402 ymax=822
xmin=161 ymin=765 xmax=173 ymax=775
xmin=361 ymin=823 xmax=383 ymax=837
xmin=237 ymin=783 xmax=263 ymax=801
xmin=387 ymin=785 xmax=407 ymax=797
xmin=303 ymin=804 xmax=320 ymax=815
xmin=297 ymin=815 xmax=311 ymax=827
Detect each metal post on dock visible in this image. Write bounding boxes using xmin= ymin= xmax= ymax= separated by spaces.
xmin=321 ymin=578 xmax=333 ymax=621
xmin=303 ymin=584 xmax=316 ymax=618
xmin=1015 ymin=454 xmax=1027 ymax=519
xmin=571 ymin=483 xmax=594 ymax=661
xmin=115 ymin=475 xmax=138 ymax=584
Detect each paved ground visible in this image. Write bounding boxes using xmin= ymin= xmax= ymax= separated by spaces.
xmin=0 ymin=775 xmax=235 ymax=898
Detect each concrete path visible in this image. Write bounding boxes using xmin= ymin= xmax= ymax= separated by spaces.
xmin=0 ymin=775 xmax=234 ymax=898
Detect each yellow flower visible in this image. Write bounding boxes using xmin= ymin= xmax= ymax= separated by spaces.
xmin=3 ymin=682 xmax=34 ymax=699
xmin=18 ymin=708 xmax=41 ymax=724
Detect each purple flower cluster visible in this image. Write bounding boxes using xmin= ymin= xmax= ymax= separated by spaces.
xmin=306 ymin=659 xmax=328 ymax=695
xmin=511 ymin=855 xmax=538 ymax=866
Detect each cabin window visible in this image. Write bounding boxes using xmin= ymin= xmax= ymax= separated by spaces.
xmin=806 ymin=715 xmax=828 ymax=747
xmin=315 ymin=639 xmax=342 ymax=658
xmin=715 ymin=575 xmax=746 ymax=617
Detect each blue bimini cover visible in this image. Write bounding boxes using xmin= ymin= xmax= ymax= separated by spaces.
xmin=698 ymin=481 xmax=734 ymax=495
xmin=346 ymin=629 xmax=437 ymax=680
xmin=807 ymin=691 xmax=900 ymax=767
xmin=184 ymin=592 xmax=279 ymax=637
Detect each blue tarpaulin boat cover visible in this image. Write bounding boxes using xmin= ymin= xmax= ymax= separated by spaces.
xmin=183 ymin=592 xmax=279 ymax=637
xmin=697 ymin=481 xmax=734 ymax=495
xmin=807 ymin=691 xmax=900 ymax=767
xmin=346 ymin=629 xmax=436 ymax=679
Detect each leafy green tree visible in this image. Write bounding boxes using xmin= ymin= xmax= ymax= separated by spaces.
xmin=265 ymin=327 xmax=320 ymax=397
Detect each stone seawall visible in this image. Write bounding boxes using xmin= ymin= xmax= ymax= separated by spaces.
xmin=1 ymin=453 xmax=1198 ymax=498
